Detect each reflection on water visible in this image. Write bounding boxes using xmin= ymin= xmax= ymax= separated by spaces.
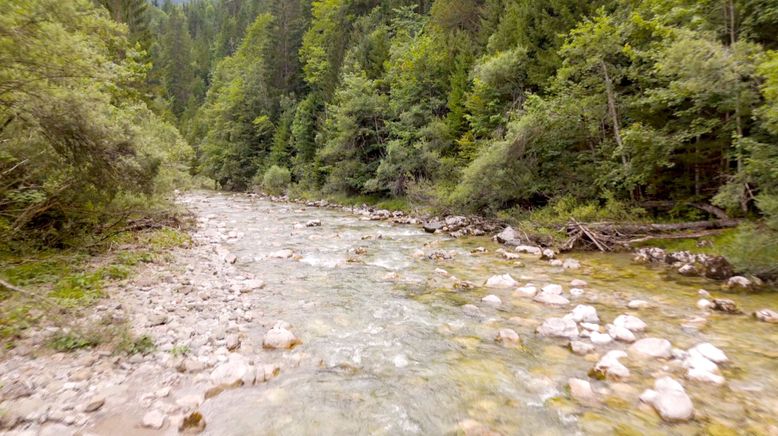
xmin=183 ymin=192 xmax=778 ymax=435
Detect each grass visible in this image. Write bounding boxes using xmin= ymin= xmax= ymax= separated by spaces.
xmin=117 ymin=333 xmax=155 ymax=355
xmin=0 ymin=227 xmax=191 ymax=350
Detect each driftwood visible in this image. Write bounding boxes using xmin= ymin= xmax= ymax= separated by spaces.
xmin=561 ymin=218 xmax=740 ymax=252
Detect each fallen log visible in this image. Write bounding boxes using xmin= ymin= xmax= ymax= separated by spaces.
xmin=570 ymin=220 xmax=739 ymax=235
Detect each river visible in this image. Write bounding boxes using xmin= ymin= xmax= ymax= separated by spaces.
xmin=181 ymin=192 xmax=777 ymax=435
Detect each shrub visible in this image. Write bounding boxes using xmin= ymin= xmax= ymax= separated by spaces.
xmin=260 ymin=165 xmax=292 ymax=195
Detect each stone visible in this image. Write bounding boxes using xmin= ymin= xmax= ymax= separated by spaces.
xmin=495 ymin=226 xmax=519 ymax=244
xmin=580 ymin=322 xmax=599 ymax=332
xmin=678 ymin=264 xmax=697 ymax=276
xmin=541 ymin=284 xmax=563 ymax=295
xmin=262 ymin=326 xmax=301 ymax=349
xmin=629 ymin=338 xmax=672 ymax=359
xmin=82 ymin=396 xmax=105 ymax=413
xmin=147 ymin=313 xmax=169 ymax=327
xmin=570 ymin=341 xmax=595 ymax=355
xmin=571 ymin=305 xmax=599 ymax=323
xmin=225 ymin=334 xmax=240 ymax=351
xmin=613 ymin=314 xmax=647 ymax=332
xmin=683 ymin=351 xmax=720 ymax=374
xmin=754 ymin=308 xmax=778 ymax=323
xmin=533 ymin=292 xmax=570 ymax=306
xmin=569 ymin=288 xmax=585 ymax=297
xmin=268 ymin=249 xmax=294 ymax=259
xmin=462 ymin=304 xmax=480 ymax=316
xmin=562 ymin=259 xmax=581 ymax=269
xmin=481 ymin=294 xmax=502 ymax=306
xmin=726 ymin=276 xmax=752 ymax=290
xmin=590 ymin=332 xmax=613 ymax=345
xmin=210 ymin=356 xmax=251 ymax=391
xmin=485 ymin=274 xmax=518 ymax=288
xmin=176 ymin=358 xmax=205 ymax=373
xmin=515 ymin=245 xmax=542 ymax=255
xmin=697 ymin=299 xmax=713 ymax=310
xmin=496 ymin=328 xmax=520 ymax=345
xmin=703 ymin=256 xmax=734 ymax=280
xmin=423 ymin=221 xmax=444 ymax=233
xmin=640 ymin=377 xmax=694 ymax=422
xmin=569 ymin=378 xmax=597 ymax=404
xmin=607 ymin=324 xmax=636 ymax=343
xmin=590 ymin=350 xmax=630 ymax=380
xmin=537 ymin=317 xmax=579 ymax=339
xmin=142 ymin=409 xmax=167 ymax=429
xmin=514 ymin=286 xmax=538 ymax=297
xmin=570 ymin=279 xmax=588 ymax=288
xmin=305 ymin=219 xmax=321 ymax=227
xmin=225 ymin=254 xmax=237 ymax=264
xmin=243 ymin=279 xmax=265 ymax=291
xmin=712 ymin=298 xmax=740 ymax=314
xmin=176 ymin=394 xmax=205 ymax=409
xmin=179 ymin=411 xmax=206 ymax=434
xmin=687 ymin=367 xmax=725 ymax=384
xmin=627 ymin=300 xmax=651 ymax=309
xmin=540 ymin=248 xmax=556 ymax=260
xmin=689 ymin=343 xmax=728 ymax=363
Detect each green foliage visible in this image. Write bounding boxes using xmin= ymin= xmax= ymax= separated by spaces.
xmin=117 ymin=333 xmax=156 ymax=355
xmin=260 ymin=165 xmax=292 ymax=195
xmin=49 ymin=330 xmax=101 ymax=352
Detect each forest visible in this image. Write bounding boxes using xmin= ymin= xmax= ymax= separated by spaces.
xmin=2 ymin=0 xmax=778 ymax=274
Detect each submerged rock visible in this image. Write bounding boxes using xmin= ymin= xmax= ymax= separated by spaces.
xmin=541 ymin=284 xmax=563 ymax=295
xmin=570 ymin=279 xmax=588 ymax=288
xmin=571 ymin=305 xmax=599 ymax=323
xmin=590 ymin=350 xmax=630 ymax=380
xmin=533 ymin=292 xmax=570 ymax=306
xmin=515 ymin=245 xmax=542 ymax=255
xmin=627 ymin=300 xmax=652 ymax=309
xmin=569 ymin=341 xmax=595 ymax=355
xmin=485 ymin=274 xmax=518 ymax=288
xmin=569 ymin=378 xmax=597 ymax=404
xmin=514 ymin=285 xmax=538 ymax=297
xmin=712 ymin=298 xmax=740 ymax=314
xmin=754 ymin=308 xmax=778 ymax=323
xmin=607 ymin=324 xmax=636 ymax=343
xmin=689 ymin=343 xmax=728 ymax=363
xmin=537 ymin=317 xmax=579 ymax=339
xmin=481 ymin=295 xmax=502 ymax=306
xmin=562 ymin=259 xmax=581 ymax=269
xmin=640 ymin=377 xmax=695 ymax=422
xmin=262 ymin=325 xmax=301 ymax=349
xmin=629 ymin=338 xmax=672 ymax=359
xmin=613 ymin=314 xmax=647 ymax=332
xmin=462 ymin=304 xmax=480 ymax=317
xmin=496 ymin=328 xmax=520 ymax=345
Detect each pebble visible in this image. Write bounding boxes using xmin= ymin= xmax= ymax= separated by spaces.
xmin=142 ymin=409 xmax=167 ymax=429
xmin=607 ymin=324 xmax=636 ymax=343
xmin=481 ymin=295 xmax=502 ymax=306
xmin=591 ymin=350 xmax=630 ymax=380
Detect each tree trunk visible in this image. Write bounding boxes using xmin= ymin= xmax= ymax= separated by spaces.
xmin=600 ymin=60 xmax=628 ymax=171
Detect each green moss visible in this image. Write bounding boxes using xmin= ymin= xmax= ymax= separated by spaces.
xmin=49 ymin=271 xmax=105 ymax=305
xmin=101 ymin=264 xmax=131 ymax=280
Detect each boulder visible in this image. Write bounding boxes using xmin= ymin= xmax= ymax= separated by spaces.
xmin=514 ymin=286 xmax=538 ymax=298
xmin=541 ymin=284 xmax=563 ymax=295
xmin=613 ymin=314 xmax=647 ymax=332
xmin=678 ymin=264 xmax=697 ymax=276
xmin=571 ymin=305 xmax=599 ymax=323
xmin=712 ymin=298 xmax=740 ymax=314
xmin=689 ymin=343 xmax=728 ymax=363
xmin=629 ymin=338 xmax=672 ymax=359
xmin=537 ymin=317 xmax=579 ymax=339
xmin=540 ymin=249 xmax=556 ymax=260
xmin=726 ymin=276 xmax=752 ymax=290
xmin=423 ymin=221 xmax=444 ymax=233
xmin=485 ymin=274 xmax=518 ymax=288
xmin=590 ymin=332 xmax=613 ymax=345
xmin=640 ymin=377 xmax=694 ymax=422
xmin=607 ymin=324 xmax=636 ymax=343
xmin=697 ymin=299 xmax=713 ymax=310
xmin=590 ymin=350 xmax=630 ymax=380
xmin=262 ymin=326 xmax=301 ymax=349
xmin=142 ymin=409 xmax=167 ymax=429
xmin=209 ymin=356 xmax=251 ymax=391
xmin=481 ymin=295 xmax=502 ymax=306
xmin=533 ymin=292 xmax=570 ymax=306
xmin=515 ymin=245 xmax=542 ymax=255
xmin=569 ymin=378 xmax=597 ymax=404
xmin=754 ymin=308 xmax=778 ymax=323
xmin=683 ymin=351 xmax=720 ymax=374
xmin=703 ymin=256 xmax=734 ymax=280
xmin=495 ymin=226 xmax=519 ymax=244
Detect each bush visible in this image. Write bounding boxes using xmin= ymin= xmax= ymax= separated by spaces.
xmin=259 ymin=165 xmax=292 ymax=195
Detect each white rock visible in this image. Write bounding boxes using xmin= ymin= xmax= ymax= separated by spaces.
xmin=268 ymin=249 xmax=294 ymax=259
xmin=462 ymin=304 xmax=480 ymax=316
xmin=262 ymin=326 xmax=300 ymax=349
xmin=687 ymin=367 xmax=725 ymax=384
xmin=683 ymin=351 xmax=719 ymax=374
xmin=607 ymin=324 xmax=636 ymax=343
xmin=481 ymin=294 xmax=502 ymax=306
xmin=580 ymin=322 xmax=600 ymax=332
xmin=514 ymin=286 xmax=538 ymax=297
xmin=515 ymin=245 xmax=542 ymax=255
xmin=541 ymin=284 xmax=563 ymax=295
xmin=613 ymin=314 xmax=647 ymax=332
xmin=562 ymin=259 xmax=581 ymax=269
xmin=698 ymin=289 xmax=711 ymax=297
xmin=678 ymin=264 xmax=696 ymax=276
xmin=537 ymin=317 xmax=579 ymax=339
xmin=533 ymin=292 xmax=570 ymax=306
xmin=210 ymin=356 xmax=251 ymax=389
xmin=485 ymin=274 xmax=518 ymax=288
xmin=496 ymin=328 xmax=520 ymax=344
xmin=569 ymin=288 xmax=585 ymax=297
xmin=571 ymin=305 xmax=599 ymax=323
xmin=697 ymin=299 xmax=713 ymax=310
xmin=592 ymin=350 xmax=630 ymax=380
xmin=726 ymin=275 xmax=752 ymax=289
xmin=393 ymin=354 xmax=409 ymax=368
xmin=640 ymin=377 xmax=694 ymax=422
xmin=570 ymin=341 xmax=595 ymax=355
xmin=690 ymin=343 xmax=728 ymax=363
xmin=590 ymin=332 xmax=613 ymax=345
xmin=569 ymin=378 xmax=597 ymax=403
xmin=142 ymin=409 xmax=167 ymax=429
xmin=570 ymin=279 xmax=588 ymax=288
xmin=629 ymin=338 xmax=672 ymax=359
xmin=434 ymin=268 xmax=449 ymax=276
xmin=627 ymin=300 xmax=651 ymax=309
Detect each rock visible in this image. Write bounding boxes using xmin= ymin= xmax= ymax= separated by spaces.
xmin=434 ymin=268 xmax=449 ymax=276
xmin=569 ymin=288 xmax=585 ymax=297
xmin=225 ymin=334 xmax=240 ymax=351
xmin=570 ymin=279 xmax=588 ymax=288
xmin=569 ymin=341 xmax=595 ymax=355
xmin=445 ymin=215 xmax=467 ymax=229
xmin=481 ymin=295 xmax=502 ymax=306
xmin=629 ymin=338 xmax=672 ymax=359
xmin=142 ymin=409 xmax=167 ymax=429
xmin=179 ymin=411 xmax=206 ymax=434
xmin=712 ymin=298 xmax=740 ymax=314
xmin=607 ymin=324 xmax=636 ymax=343
xmin=549 ymin=259 xmax=563 ymax=266
xmin=470 ymin=247 xmax=487 ymax=254
xmin=423 ymin=221 xmax=444 ymax=233
xmin=703 ymin=256 xmax=734 ymax=280
xmin=457 ymin=419 xmax=501 ymax=436
xmin=590 ymin=332 xmax=613 ymax=345
xmin=496 ymin=328 xmax=520 ymax=345
xmin=225 ymin=254 xmax=237 ymax=264
xmin=683 ymin=351 xmax=720 ymax=374
xmin=678 ymin=264 xmax=697 ymax=276
xmin=726 ymin=275 xmax=752 ymax=290
xmin=210 ymin=356 xmax=251 ymax=391
xmin=590 ymin=350 xmax=630 ymax=380
xmin=689 ymin=343 xmax=728 ymax=363
xmin=562 ymin=259 xmax=581 ymax=269
xmin=754 ymin=308 xmax=778 ymax=323
xmin=262 ymin=326 xmax=301 ymax=349
xmin=537 ymin=317 xmax=579 ymax=339
xmin=686 ymin=367 xmax=725 ymax=384
xmin=580 ymin=322 xmax=599 ymax=332
xmin=571 ymin=305 xmax=599 ymax=323
xmin=533 ymin=292 xmax=570 ymax=306
xmin=697 ymin=299 xmax=713 ymax=310
xmin=485 ymin=274 xmax=518 ymax=288
xmin=514 ymin=286 xmax=538 ymax=297
xmin=540 ymin=248 xmax=556 ymax=260
xmin=268 ymin=249 xmax=294 ymax=259
xmin=633 ymin=247 xmax=666 ymax=263
xmin=82 ymin=396 xmax=105 ymax=413
xmin=698 ymin=289 xmax=711 ymax=297
xmin=613 ymin=314 xmax=647 ymax=332
xmin=176 ymin=358 xmax=205 ymax=373
xmin=243 ymin=279 xmax=265 ymax=291
xmin=462 ymin=304 xmax=480 ymax=316
xmin=640 ymin=377 xmax=694 ymax=422
xmin=627 ymin=300 xmax=651 ymax=309
xmin=515 ymin=245 xmax=541 ymax=255
xmin=147 ymin=313 xmax=169 ymax=327
xmin=495 ymin=226 xmax=519 ymax=244
xmin=541 ymin=284 xmax=563 ymax=295
xmin=569 ymin=378 xmax=597 ymax=404
xmin=305 ymin=219 xmax=321 ymax=227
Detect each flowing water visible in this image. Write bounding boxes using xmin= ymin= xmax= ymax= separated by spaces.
xmin=185 ymin=192 xmax=778 ymax=435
